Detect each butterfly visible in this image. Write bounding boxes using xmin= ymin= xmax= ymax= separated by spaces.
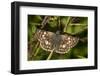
xmin=35 ymin=29 xmax=79 ymax=54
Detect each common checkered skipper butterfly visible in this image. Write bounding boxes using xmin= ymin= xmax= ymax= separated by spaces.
xmin=35 ymin=29 xmax=79 ymax=54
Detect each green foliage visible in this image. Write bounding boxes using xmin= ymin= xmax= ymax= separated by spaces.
xmin=28 ymin=15 xmax=88 ymax=61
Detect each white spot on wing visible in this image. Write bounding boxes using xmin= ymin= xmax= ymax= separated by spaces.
xmin=44 ymin=32 xmax=46 ymax=34
xmin=62 ymin=45 xmax=66 ymax=48
xmin=68 ymin=37 xmax=71 ymax=40
xmin=45 ymin=40 xmax=49 ymax=45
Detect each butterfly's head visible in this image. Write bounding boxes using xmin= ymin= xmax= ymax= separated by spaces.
xmin=56 ymin=30 xmax=60 ymax=35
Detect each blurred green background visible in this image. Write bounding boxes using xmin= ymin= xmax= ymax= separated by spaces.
xmin=28 ymin=15 xmax=88 ymax=61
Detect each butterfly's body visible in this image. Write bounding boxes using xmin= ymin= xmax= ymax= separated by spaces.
xmin=52 ymin=33 xmax=62 ymax=52
xmin=35 ymin=29 xmax=79 ymax=54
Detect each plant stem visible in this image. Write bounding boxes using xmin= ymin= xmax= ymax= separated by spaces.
xmin=80 ymin=37 xmax=87 ymax=42
xmin=63 ymin=17 xmax=71 ymax=32
xmin=47 ymin=51 xmax=54 ymax=60
xmin=41 ymin=16 xmax=50 ymax=29
xmin=31 ymin=42 xmax=40 ymax=58
xmin=69 ymin=24 xmax=87 ymax=26
xmin=57 ymin=16 xmax=60 ymax=30
xmin=77 ymin=55 xmax=86 ymax=58
xmin=74 ymin=27 xmax=87 ymax=35
xmin=34 ymin=46 xmax=40 ymax=56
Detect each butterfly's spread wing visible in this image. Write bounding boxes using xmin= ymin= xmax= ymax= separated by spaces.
xmin=55 ymin=34 xmax=79 ymax=54
xmin=35 ymin=29 xmax=55 ymax=52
